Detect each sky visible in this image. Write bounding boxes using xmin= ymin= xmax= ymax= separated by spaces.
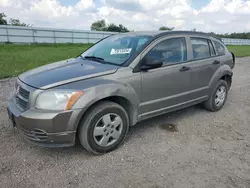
xmin=0 ymin=0 xmax=250 ymax=33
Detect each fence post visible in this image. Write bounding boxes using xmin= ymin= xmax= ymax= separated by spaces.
xmin=6 ymin=27 xmax=9 ymax=42
xmin=32 ymin=28 xmax=35 ymax=43
xmin=87 ymin=32 xmax=90 ymax=44
xmin=53 ymin=30 xmax=56 ymax=44
xmin=72 ymin=30 xmax=74 ymax=43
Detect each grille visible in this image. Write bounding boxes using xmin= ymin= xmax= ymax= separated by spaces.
xmin=19 ymin=87 xmax=30 ymax=99
xmin=16 ymin=86 xmax=30 ymax=110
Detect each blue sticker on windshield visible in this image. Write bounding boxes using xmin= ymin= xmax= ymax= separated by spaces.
xmin=110 ymin=48 xmax=132 ymax=55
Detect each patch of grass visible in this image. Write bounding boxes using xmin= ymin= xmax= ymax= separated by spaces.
xmin=0 ymin=43 xmax=92 ymax=79
xmin=226 ymin=45 xmax=250 ymax=57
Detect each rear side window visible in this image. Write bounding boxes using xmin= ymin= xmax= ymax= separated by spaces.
xmin=191 ymin=38 xmax=210 ymax=59
xmin=214 ymin=41 xmax=226 ymax=55
xmin=147 ymin=37 xmax=187 ymax=65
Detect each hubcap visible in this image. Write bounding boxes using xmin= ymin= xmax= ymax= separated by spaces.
xmin=93 ymin=113 xmax=123 ymax=147
xmin=215 ymin=86 xmax=226 ymax=107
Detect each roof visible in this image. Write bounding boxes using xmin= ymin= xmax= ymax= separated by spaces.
xmin=118 ymin=30 xmax=221 ymax=41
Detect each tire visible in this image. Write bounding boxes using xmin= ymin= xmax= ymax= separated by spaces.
xmin=204 ymin=80 xmax=228 ymax=112
xmin=78 ymin=101 xmax=129 ymax=155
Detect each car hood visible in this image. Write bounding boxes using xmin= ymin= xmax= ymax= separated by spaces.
xmin=18 ymin=58 xmax=119 ymax=89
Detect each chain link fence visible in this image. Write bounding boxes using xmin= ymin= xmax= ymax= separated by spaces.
xmin=1 ymin=25 xmax=250 ymax=45
xmin=0 ymin=25 xmax=115 ymax=44
xmin=222 ymin=38 xmax=250 ymax=45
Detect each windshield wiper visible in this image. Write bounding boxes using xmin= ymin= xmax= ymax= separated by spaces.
xmin=82 ymin=56 xmax=106 ymax=64
xmin=80 ymin=55 xmax=121 ymax=66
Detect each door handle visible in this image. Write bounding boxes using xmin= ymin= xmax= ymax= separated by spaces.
xmin=179 ymin=66 xmax=190 ymax=72
xmin=213 ymin=60 xmax=220 ymax=65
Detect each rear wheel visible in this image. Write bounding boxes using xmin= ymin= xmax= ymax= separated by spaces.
xmin=204 ymin=80 xmax=228 ymax=112
xmin=78 ymin=101 xmax=129 ymax=155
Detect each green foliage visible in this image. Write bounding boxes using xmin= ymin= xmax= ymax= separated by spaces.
xmin=91 ymin=20 xmax=129 ymax=32
xmin=159 ymin=26 xmax=174 ymax=31
xmin=0 ymin=13 xmax=7 ymax=25
xmin=4 ymin=41 xmax=12 ymax=44
xmin=105 ymin=23 xmax=129 ymax=32
xmin=0 ymin=12 xmax=29 ymax=26
xmin=9 ymin=18 xmax=29 ymax=26
xmin=91 ymin=19 xmax=106 ymax=31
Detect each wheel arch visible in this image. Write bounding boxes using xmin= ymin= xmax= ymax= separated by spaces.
xmin=94 ymin=95 xmax=138 ymax=126
xmin=74 ymin=95 xmax=138 ymax=140
xmin=209 ymin=65 xmax=233 ymax=91
xmin=73 ymin=83 xmax=140 ymax=137
xmin=72 ymin=82 xmax=140 ymax=128
xmin=220 ymin=74 xmax=232 ymax=88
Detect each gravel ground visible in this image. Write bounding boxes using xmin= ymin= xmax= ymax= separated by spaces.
xmin=0 ymin=58 xmax=250 ymax=188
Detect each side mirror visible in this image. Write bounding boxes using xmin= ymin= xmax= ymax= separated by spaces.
xmin=140 ymin=57 xmax=163 ymax=71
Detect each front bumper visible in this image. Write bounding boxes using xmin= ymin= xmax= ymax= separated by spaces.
xmin=7 ymin=98 xmax=82 ymax=148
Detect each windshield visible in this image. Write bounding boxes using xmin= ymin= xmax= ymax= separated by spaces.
xmin=81 ymin=35 xmax=151 ymax=65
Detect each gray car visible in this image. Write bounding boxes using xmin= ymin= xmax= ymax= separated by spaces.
xmin=7 ymin=31 xmax=235 ymax=154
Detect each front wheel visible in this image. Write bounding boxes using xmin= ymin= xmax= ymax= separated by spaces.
xmin=204 ymin=80 xmax=228 ymax=112
xmin=78 ymin=101 xmax=129 ymax=155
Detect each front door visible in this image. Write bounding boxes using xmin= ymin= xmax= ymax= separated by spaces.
xmin=139 ymin=37 xmax=193 ymax=117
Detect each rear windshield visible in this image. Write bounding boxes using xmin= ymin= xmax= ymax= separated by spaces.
xmin=81 ymin=35 xmax=151 ymax=65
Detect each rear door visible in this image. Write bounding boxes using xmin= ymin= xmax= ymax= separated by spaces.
xmin=213 ymin=40 xmax=232 ymax=67
xmin=188 ymin=37 xmax=221 ymax=99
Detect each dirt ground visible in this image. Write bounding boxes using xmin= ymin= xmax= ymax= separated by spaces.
xmin=0 ymin=58 xmax=250 ymax=188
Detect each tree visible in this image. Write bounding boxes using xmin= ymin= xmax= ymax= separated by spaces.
xmin=9 ymin=18 xmax=29 ymax=26
xmin=159 ymin=26 xmax=174 ymax=31
xmin=0 ymin=13 xmax=29 ymax=26
xmin=0 ymin=13 xmax=7 ymax=25
xmin=91 ymin=19 xmax=129 ymax=32
xmin=118 ymin=24 xmax=129 ymax=32
xmin=91 ymin=19 xmax=106 ymax=31
xmin=105 ymin=23 xmax=129 ymax=32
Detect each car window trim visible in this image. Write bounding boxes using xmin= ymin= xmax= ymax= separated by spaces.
xmin=188 ymin=52 xmax=227 ymax=62
xmin=142 ymin=59 xmax=194 ymax=72
xmin=158 ymin=59 xmax=191 ymax=68
xmin=208 ymin=39 xmax=216 ymax=56
xmin=136 ymin=36 xmax=189 ymax=71
xmin=190 ymin=37 xmax=213 ymax=60
xmin=132 ymin=35 xmax=194 ymax=71
xmin=186 ymin=55 xmax=215 ymax=62
xmin=133 ymin=35 xmax=228 ymax=73
xmin=189 ymin=37 xmax=226 ymax=60
xmin=157 ymin=37 xmax=188 ymax=66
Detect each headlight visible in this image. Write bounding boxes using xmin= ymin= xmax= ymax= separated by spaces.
xmin=35 ymin=90 xmax=84 ymax=110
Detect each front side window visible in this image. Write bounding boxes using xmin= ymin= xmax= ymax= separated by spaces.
xmin=191 ymin=38 xmax=210 ymax=59
xmin=214 ymin=41 xmax=226 ymax=55
xmin=81 ymin=35 xmax=151 ymax=66
xmin=146 ymin=37 xmax=187 ymax=65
